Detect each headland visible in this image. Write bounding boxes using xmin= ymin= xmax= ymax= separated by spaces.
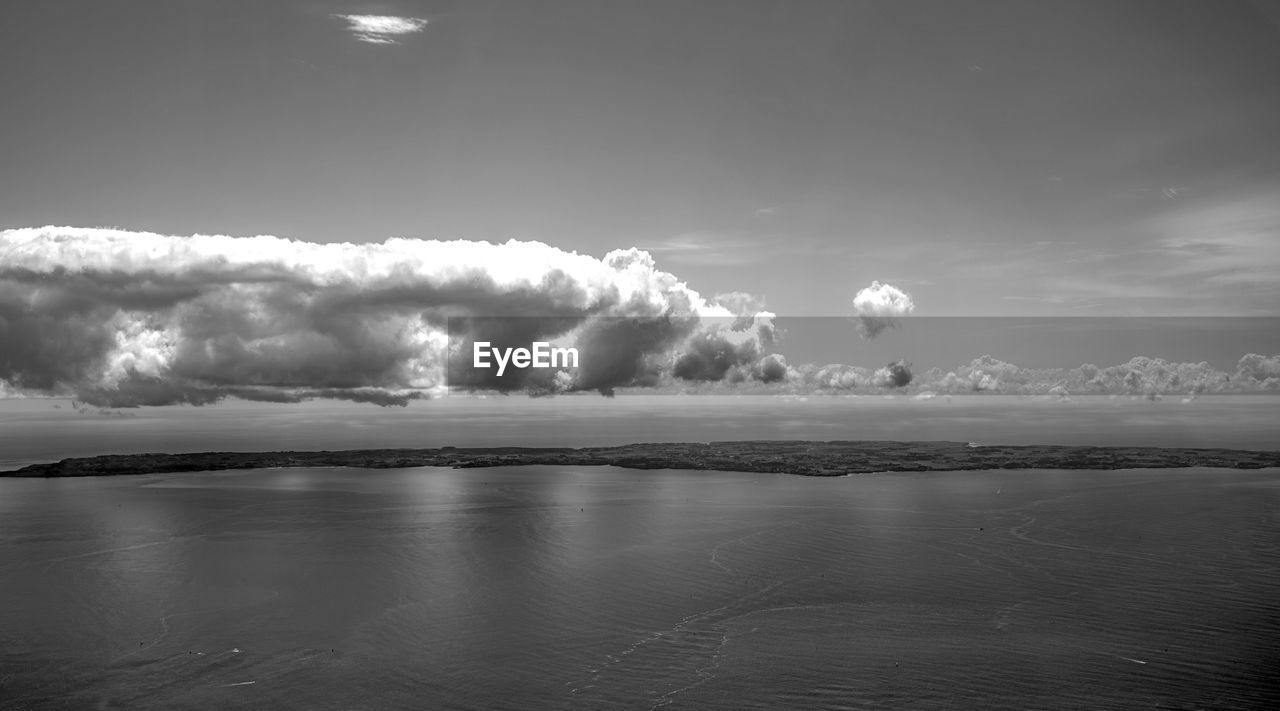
xmin=5 ymin=440 xmax=1280 ymax=477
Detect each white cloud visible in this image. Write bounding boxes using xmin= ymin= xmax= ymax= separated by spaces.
xmin=332 ymin=14 xmax=428 ymax=44
xmin=0 ymin=226 xmax=775 ymax=405
xmin=779 ymin=354 xmax=1280 ymax=397
xmin=637 ymin=233 xmax=762 ymax=266
xmin=851 ymin=280 xmax=915 ymax=340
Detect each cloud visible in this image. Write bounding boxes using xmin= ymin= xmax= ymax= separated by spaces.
xmin=9 ymin=228 xmax=1276 ymax=405
xmin=657 ymin=348 xmax=1280 ymax=398
xmin=1033 ymin=187 xmax=1280 ymax=315
xmin=1236 ymin=354 xmax=1280 ymax=385
xmin=711 ymin=292 xmax=767 ymax=324
xmin=753 ymin=354 xmax=789 ymax=383
xmin=902 ymin=354 xmax=1276 ymax=397
xmin=1 ymin=227 xmax=777 ymax=406
xmin=572 ymin=316 xmax=699 ymax=396
xmin=851 ymin=281 xmax=915 ymax=340
xmin=670 ymin=312 xmax=777 ymax=383
xmin=637 ymin=233 xmax=764 ymax=267
xmin=1152 ymin=192 xmax=1280 ymax=290
xmin=332 ymin=14 xmax=428 ymax=44
xmin=871 ymin=360 xmax=913 ymax=388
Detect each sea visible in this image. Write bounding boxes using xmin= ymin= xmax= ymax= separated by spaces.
xmin=1 ymin=395 xmax=1278 ymax=709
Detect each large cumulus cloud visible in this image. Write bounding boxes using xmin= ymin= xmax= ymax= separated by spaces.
xmin=0 ymin=227 xmax=778 ymax=406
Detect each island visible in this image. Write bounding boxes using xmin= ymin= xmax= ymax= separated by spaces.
xmin=5 ymin=440 xmax=1280 ymax=477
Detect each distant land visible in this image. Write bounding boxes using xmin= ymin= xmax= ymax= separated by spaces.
xmin=5 ymin=441 xmax=1280 ymax=478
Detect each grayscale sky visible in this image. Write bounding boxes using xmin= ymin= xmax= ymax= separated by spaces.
xmin=3 ymin=1 xmax=1278 ymax=317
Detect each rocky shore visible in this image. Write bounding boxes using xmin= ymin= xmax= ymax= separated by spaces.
xmin=5 ymin=440 xmax=1280 ymax=477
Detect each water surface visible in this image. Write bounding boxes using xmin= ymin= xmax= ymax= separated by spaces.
xmin=2 ymin=465 xmax=1277 ymax=709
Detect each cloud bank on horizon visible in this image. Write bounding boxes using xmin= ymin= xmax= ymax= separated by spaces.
xmin=669 ymin=353 xmax=1280 ymax=400
xmin=2 ymin=227 xmax=1276 ymax=407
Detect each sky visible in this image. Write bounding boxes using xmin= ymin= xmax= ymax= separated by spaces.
xmin=2 ymin=1 xmax=1279 ymax=406
xmin=3 ymin=0 xmax=1279 ymax=316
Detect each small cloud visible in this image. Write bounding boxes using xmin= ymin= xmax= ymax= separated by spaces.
xmin=851 ymin=281 xmax=915 ymax=340
xmin=638 ymin=233 xmax=761 ymax=266
xmin=1119 ymin=184 xmax=1193 ymax=201
xmin=753 ymin=206 xmax=779 ymax=217
xmin=332 ymin=14 xmax=428 ymax=44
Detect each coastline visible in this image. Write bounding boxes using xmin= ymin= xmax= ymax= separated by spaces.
xmin=5 ymin=440 xmax=1280 ymax=478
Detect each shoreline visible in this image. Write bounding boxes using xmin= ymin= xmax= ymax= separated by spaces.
xmin=5 ymin=440 xmax=1280 ymax=478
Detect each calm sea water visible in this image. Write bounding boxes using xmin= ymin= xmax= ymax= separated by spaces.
xmin=2 ymin=465 xmax=1278 ymax=710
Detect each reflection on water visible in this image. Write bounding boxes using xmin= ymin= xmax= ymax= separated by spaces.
xmin=2 ymin=466 xmax=1277 ymax=709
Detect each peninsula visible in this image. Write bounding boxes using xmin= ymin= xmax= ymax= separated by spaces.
xmin=5 ymin=440 xmax=1280 ymax=478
